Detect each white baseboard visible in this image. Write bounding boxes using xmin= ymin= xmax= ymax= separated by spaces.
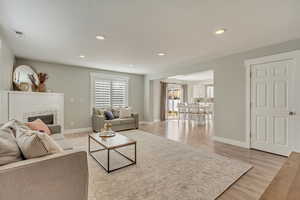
xmin=212 ymin=136 xmax=250 ymax=149
xmin=64 ymin=127 xmax=92 ymax=134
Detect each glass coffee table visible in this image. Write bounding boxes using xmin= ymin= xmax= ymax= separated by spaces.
xmin=88 ymin=133 xmax=137 ymax=173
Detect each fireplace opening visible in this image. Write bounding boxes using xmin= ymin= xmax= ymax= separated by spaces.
xmin=28 ymin=114 xmax=54 ymax=125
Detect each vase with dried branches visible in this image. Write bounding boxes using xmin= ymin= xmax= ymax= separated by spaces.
xmin=37 ymin=73 xmax=48 ymax=92
xmin=28 ymin=73 xmax=49 ymax=92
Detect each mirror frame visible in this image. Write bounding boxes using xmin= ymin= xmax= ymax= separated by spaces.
xmin=12 ymin=65 xmax=39 ymax=91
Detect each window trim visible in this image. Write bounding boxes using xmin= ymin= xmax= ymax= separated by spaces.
xmin=90 ymin=72 xmax=129 ymax=114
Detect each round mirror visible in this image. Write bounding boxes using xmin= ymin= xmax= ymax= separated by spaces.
xmin=13 ymin=65 xmax=39 ymax=91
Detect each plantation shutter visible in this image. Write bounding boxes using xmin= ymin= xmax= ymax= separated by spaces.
xmin=93 ymin=75 xmax=128 ymax=108
xmin=94 ymin=79 xmax=111 ymax=108
xmin=112 ymin=80 xmax=128 ymax=107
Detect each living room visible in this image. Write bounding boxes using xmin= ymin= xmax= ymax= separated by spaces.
xmin=1 ymin=1 xmax=300 ymax=200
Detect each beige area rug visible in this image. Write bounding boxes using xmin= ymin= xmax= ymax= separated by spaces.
xmin=68 ymin=130 xmax=252 ymax=200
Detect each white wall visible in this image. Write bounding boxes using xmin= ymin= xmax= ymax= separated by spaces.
xmin=145 ymin=38 xmax=300 ymax=144
xmin=0 ymin=35 xmax=14 ymax=90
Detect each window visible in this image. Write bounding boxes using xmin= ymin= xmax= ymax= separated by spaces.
xmin=91 ymin=73 xmax=129 ymax=109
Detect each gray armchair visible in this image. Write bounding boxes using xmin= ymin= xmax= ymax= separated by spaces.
xmin=92 ymin=108 xmax=139 ymax=132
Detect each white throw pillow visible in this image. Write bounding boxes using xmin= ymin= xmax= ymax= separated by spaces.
xmin=119 ymin=107 xmax=132 ymax=119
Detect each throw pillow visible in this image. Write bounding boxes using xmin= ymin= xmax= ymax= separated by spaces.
xmin=119 ymin=107 xmax=132 ymax=119
xmin=0 ymin=128 xmax=23 ymax=166
xmin=26 ymin=119 xmax=51 ymax=135
xmin=104 ymin=111 xmax=114 ymax=120
xmin=16 ymin=129 xmax=63 ymax=159
xmin=94 ymin=108 xmax=104 ymax=116
xmin=111 ymin=108 xmax=120 ymax=119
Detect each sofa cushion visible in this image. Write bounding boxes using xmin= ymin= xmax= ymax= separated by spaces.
xmin=0 ymin=128 xmax=23 ymax=166
xmin=26 ymin=119 xmax=51 ymax=135
xmin=105 ymin=119 xmax=120 ymax=125
xmin=119 ymin=118 xmax=135 ymax=125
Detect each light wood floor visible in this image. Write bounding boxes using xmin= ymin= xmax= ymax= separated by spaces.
xmin=139 ymin=120 xmax=287 ymax=200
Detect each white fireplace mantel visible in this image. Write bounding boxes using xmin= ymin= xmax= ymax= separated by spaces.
xmin=0 ymin=91 xmax=64 ymax=131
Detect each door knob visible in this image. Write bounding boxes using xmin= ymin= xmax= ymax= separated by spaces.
xmin=289 ymin=111 xmax=296 ymax=116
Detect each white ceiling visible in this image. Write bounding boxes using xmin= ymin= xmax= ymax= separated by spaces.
xmin=0 ymin=0 xmax=300 ymax=74
xmin=168 ymin=70 xmax=213 ymax=81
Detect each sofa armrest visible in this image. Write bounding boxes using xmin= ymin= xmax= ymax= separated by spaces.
xmin=0 ymin=151 xmax=88 ymax=200
xmin=47 ymin=124 xmax=61 ymax=134
xmin=92 ymin=114 xmax=105 ymax=132
xmin=131 ymin=113 xmax=139 ymax=129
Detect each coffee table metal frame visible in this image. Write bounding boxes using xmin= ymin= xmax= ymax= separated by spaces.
xmin=88 ymin=134 xmax=136 ymax=173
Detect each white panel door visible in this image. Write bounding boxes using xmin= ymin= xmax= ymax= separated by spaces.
xmin=251 ymin=59 xmax=295 ymax=156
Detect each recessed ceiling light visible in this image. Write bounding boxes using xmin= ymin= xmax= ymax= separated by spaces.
xmin=96 ymin=35 xmax=105 ymax=40
xmin=215 ymin=28 xmax=226 ymax=35
xmin=157 ymin=52 xmax=166 ymax=56
xmin=79 ymin=55 xmax=85 ymax=58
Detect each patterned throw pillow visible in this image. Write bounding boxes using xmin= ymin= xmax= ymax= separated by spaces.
xmin=111 ymin=108 xmax=120 ymax=118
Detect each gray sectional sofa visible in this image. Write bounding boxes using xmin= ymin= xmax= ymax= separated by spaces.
xmin=92 ymin=107 xmax=139 ymax=132
xmin=0 ymin=123 xmax=89 ymax=200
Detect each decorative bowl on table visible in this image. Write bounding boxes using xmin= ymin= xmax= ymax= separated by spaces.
xmin=99 ymin=130 xmax=115 ymax=137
